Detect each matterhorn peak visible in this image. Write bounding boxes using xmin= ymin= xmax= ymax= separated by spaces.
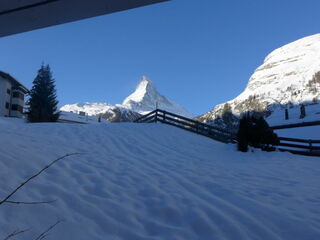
xmin=134 ymin=76 xmax=156 ymax=97
xmin=122 ymin=76 xmax=193 ymax=117
xmin=138 ymin=76 xmax=152 ymax=86
xmin=122 ymin=76 xmax=157 ymax=105
xmin=61 ymin=76 xmax=193 ymax=120
xmin=140 ymin=75 xmax=152 ymax=83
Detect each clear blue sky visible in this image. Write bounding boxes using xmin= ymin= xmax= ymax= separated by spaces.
xmin=1 ymin=0 xmax=320 ymax=115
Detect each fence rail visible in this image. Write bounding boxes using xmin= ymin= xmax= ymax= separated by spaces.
xmin=134 ymin=109 xmax=234 ymax=143
xmin=134 ymin=109 xmax=320 ymax=156
xmin=271 ymin=120 xmax=320 ymax=130
xmin=277 ymin=137 xmax=320 ymax=156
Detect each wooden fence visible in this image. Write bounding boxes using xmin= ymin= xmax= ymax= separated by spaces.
xmin=277 ymin=137 xmax=320 ymax=156
xmin=271 ymin=120 xmax=320 ymax=130
xmin=134 ymin=109 xmax=234 ymax=143
xmin=134 ymin=109 xmax=320 ymax=156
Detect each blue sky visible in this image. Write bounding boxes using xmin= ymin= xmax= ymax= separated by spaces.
xmin=1 ymin=0 xmax=320 ymax=115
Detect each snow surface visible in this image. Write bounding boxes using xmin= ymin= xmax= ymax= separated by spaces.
xmin=59 ymin=111 xmax=108 ymax=124
xmin=267 ymin=103 xmax=320 ymax=126
xmin=275 ymin=125 xmax=320 ymax=139
xmin=0 ymin=118 xmax=319 ymax=240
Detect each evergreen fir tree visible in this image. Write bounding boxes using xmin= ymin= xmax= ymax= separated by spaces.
xmin=27 ymin=64 xmax=60 ymax=122
xmin=237 ymin=115 xmax=249 ymax=152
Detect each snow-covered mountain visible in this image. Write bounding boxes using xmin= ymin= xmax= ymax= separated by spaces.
xmin=60 ymin=102 xmax=141 ymax=122
xmin=61 ymin=102 xmax=115 ymax=116
xmin=198 ymin=34 xmax=320 ymax=125
xmin=122 ymin=76 xmax=193 ymax=117
xmin=60 ymin=76 xmax=193 ymax=122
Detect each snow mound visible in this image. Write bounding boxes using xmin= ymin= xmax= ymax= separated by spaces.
xmin=0 ymin=119 xmax=319 ymax=239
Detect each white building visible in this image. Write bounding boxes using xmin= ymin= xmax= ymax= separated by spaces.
xmin=0 ymin=71 xmax=29 ymax=118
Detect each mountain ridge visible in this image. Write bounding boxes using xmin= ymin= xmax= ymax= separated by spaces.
xmin=60 ymin=76 xmax=193 ymax=121
xmin=198 ymin=33 xmax=320 ymax=127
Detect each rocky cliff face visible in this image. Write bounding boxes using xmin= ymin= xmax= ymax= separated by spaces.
xmin=198 ymin=34 xmax=320 ymax=125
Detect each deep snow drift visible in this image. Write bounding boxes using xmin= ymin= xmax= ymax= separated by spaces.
xmin=0 ymin=118 xmax=319 ymax=240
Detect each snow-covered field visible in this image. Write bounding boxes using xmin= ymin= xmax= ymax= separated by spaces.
xmin=0 ymin=118 xmax=319 ymax=240
xmin=59 ymin=111 xmax=108 ymax=124
xmin=275 ymin=125 xmax=320 ymax=139
xmin=267 ymin=103 xmax=320 ymax=126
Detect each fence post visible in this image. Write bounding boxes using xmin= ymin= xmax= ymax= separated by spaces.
xmin=155 ymin=110 xmax=158 ymax=123
xmin=309 ymin=140 xmax=312 ymax=153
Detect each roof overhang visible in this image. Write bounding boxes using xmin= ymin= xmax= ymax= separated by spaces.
xmin=0 ymin=71 xmax=29 ymax=93
xmin=0 ymin=0 xmax=169 ymax=38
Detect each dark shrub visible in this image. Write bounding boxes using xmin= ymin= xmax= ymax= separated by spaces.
xmin=237 ymin=113 xmax=279 ymax=152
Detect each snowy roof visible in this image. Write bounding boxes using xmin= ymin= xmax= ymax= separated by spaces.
xmin=0 ymin=71 xmax=29 ymax=93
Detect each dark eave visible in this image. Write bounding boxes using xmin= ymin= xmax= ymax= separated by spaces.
xmin=0 ymin=71 xmax=29 ymax=93
xmin=0 ymin=0 xmax=169 ymax=38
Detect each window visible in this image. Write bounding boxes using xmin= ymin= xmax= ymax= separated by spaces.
xmin=7 ymin=89 xmax=11 ymax=95
xmin=11 ymin=104 xmax=23 ymax=112
xmin=12 ymin=91 xmax=24 ymax=100
xmin=5 ymin=102 xmax=9 ymax=109
xmin=11 ymin=104 xmax=18 ymax=111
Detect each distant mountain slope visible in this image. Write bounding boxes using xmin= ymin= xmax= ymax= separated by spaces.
xmin=60 ymin=76 xmax=193 ymax=121
xmin=60 ymin=102 xmax=141 ymax=122
xmin=61 ymin=102 xmax=114 ymax=116
xmin=199 ymin=34 xmax=320 ymax=126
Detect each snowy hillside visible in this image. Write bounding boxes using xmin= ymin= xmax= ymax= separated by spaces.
xmin=199 ymin=34 xmax=320 ymax=124
xmin=0 ymin=118 xmax=319 ymax=239
xmin=122 ymin=76 xmax=193 ymax=117
xmin=58 ymin=111 xmax=108 ymax=124
xmin=60 ymin=76 xmax=193 ymax=121
xmin=275 ymin=125 xmax=320 ymax=139
xmin=266 ymin=103 xmax=320 ymax=126
xmin=61 ymin=102 xmax=115 ymax=116
xmin=60 ymin=102 xmax=141 ymax=122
